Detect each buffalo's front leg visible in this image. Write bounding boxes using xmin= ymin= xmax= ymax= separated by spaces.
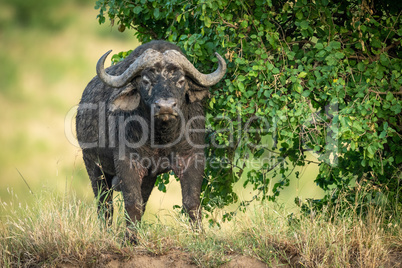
xmin=178 ymin=154 xmax=204 ymax=228
xmin=115 ymin=158 xmax=146 ymax=239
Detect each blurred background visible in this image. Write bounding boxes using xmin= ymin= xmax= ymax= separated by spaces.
xmin=0 ymin=0 xmax=322 ymax=220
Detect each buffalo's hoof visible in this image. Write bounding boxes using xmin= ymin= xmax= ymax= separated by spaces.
xmin=123 ymin=230 xmax=138 ymax=246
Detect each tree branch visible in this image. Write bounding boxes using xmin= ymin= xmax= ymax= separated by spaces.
xmin=368 ymin=89 xmax=402 ymax=95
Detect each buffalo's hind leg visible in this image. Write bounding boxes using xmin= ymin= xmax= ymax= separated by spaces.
xmin=83 ymin=156 xmax=114 ymax=226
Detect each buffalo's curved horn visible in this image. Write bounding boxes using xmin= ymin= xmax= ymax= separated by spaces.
xmin=96 ymin=49 xmax=162 ymax=88
xmin=163 ymin=50 xmax=227 ymax=87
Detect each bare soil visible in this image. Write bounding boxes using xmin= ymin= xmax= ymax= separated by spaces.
xmin=58 ymin=247 xmax=402 ymax=268
xmin=59 ymin=250 xmax=273 ymax=268
xmin=105 ymin=254 xmax=270 ymax=268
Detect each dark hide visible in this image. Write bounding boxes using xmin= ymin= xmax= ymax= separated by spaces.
xmin=76 ymin=41 xmax=222 ymax=234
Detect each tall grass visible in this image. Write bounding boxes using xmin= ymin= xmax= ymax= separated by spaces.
xmin=0 ymin=191 xmax=123 ymax=267
xmin=236 ymin=203 xmax=401 ymax=267
xmin=1 ymin=189 xmax=400 ymax=267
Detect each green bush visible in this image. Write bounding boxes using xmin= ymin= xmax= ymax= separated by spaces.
xmin=95 ymin=0 xmax=402 ymax=218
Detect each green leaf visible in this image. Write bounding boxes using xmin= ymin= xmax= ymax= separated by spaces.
xmin=397 ymin=155 xmax=402 ymax=164
xmin=379 ymin=130 xmax=387 ymax=139
xmin=241 ymin=20 xmax=248 ymax=28
xmin=237 ymin=75 xmax=246 ymax=82
xmin=350 ymin=141 xmax=356 ymax=150
xmin=316 ymin=50 xmax=326 ymax=57
xmin=300 ymin=21 xmax=309 ymax=30
xmin=329 ymin=41 xmax=341 ymax=50
xmin=204 ymin=16 xmax=212 ymax=27
xmin=380 ymin=54 xmax=389 ymax=66
xmin=334 ymin=52 xmax=344 ymax=59
xmin=153 ymin=8 xmax=160 ymax=18
xmin=386 ymin=92 xmax=394 ymax=101
xmin=367 ymin=145 xmax=376 ymax=158
xmin=298 ymin=71 xmax=308 ymax=78
xmin=391 ymin=103 xmax=401 ymax=114
xmin=272 ymin=68 xmax=280 ymax=74
xmin=357 ymin=62 xmax=365 ymax=72
xmin=238 ymin=82 xmax=245 ymax=91
xmin=325 ymin=55 xmax=337 ymax=66
xmin=302 ymin=90 xmax=311 ymax=97
xmin=133 ymin=6 xmax=143 ymax=14
xmin=315 ymin=43 xmax=324 ymax=50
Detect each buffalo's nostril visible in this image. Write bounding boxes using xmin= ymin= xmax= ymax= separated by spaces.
xmin=154 ymin=98 xmax=178 ymax=117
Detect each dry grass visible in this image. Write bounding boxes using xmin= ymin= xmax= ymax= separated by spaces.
xmin=1 ymin=190 xmax=400 ymax=267
xmin=0 ymin=192 xmax=122 ymax=267
xmin=234 ymin=203 xmax=402 ymax=267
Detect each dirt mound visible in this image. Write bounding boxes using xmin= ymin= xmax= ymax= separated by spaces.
xmin=83 ymin=250 xmax=270 ymax=268
xmin=104 ymin=250 xmax=194 ymax=268
xmin=221 ymin=256 xmax=270 ymax=268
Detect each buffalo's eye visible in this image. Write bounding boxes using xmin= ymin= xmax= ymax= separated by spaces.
xmin=142 ymin=75 xmax=151 ymax=87
xmin=176 ymin=77 xmax=186 ymax=88
xmin=142 ymin=75 xmax=152 ymax=95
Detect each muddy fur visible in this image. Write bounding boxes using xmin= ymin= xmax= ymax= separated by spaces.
xmin=76 ymin=41 xmax=224 ymax=232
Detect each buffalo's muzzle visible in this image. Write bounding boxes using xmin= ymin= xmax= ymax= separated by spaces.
xmin=153 ymin=98 xmax=178 ymax=120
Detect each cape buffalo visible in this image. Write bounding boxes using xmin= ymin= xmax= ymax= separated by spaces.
xmin=76 ymin=40 xmax=226 ymax=234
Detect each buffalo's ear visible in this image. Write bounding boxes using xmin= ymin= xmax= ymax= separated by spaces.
xmin=187 ymin=79 xmax=210 ymax=103
xmin=110 ymin=83 xmax=141 ymax=112
xmin=188 ymin=90 xmax=210 ymax=102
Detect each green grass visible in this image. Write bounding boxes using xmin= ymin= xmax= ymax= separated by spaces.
xmin=1 ymin=190 xmax=400 ymax=267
